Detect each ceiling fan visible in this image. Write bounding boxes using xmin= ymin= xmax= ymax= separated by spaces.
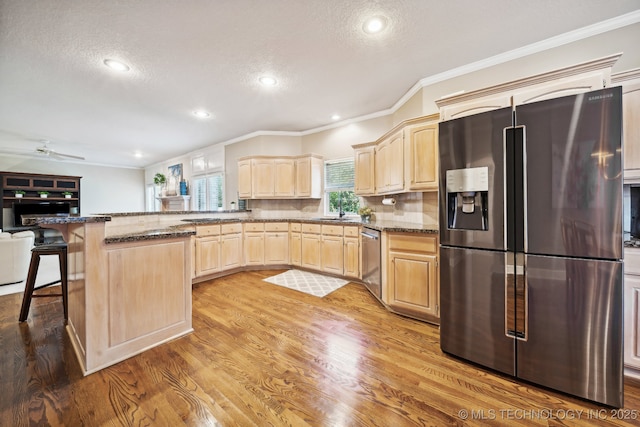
xmin=35 ymin=140 xmax=85 ymax=161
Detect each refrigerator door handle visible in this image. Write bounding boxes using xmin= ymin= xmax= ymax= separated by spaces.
xmin=505 ymin=253 xmax=527 ymax=340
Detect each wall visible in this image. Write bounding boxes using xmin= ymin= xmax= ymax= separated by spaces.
xmin=1 ymin=154 xmax=144 ymax=228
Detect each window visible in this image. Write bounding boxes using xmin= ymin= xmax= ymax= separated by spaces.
xmin=192 ymin=173 xmax=224 ymax=211
xmin=324 ymin=158 xmax=359 ymax=216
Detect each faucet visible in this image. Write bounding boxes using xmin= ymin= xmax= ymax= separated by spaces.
xmin=338 ymin=192 xmax=345 ymax=218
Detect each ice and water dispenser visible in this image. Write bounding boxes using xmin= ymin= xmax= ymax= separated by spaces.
xmin=446 ymin=166 xmax=489 ymax=231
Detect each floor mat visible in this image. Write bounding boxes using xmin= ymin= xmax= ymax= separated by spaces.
xmin=263 ymin=269 xmax=348 ymax=297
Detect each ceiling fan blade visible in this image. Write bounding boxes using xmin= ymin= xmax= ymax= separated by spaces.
xmin=52 ymin=151 xmax=85 ymax=160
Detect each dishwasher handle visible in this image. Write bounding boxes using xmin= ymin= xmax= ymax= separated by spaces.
xmin=361 ymin=231 xmax=379 ymax=240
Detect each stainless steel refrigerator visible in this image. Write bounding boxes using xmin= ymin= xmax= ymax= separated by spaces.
xmin=438 ymin=87 xmax=624 ymax=407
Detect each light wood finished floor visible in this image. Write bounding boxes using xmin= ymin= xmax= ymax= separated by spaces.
xmin=1 ymin=270 xmax=639 ymax=426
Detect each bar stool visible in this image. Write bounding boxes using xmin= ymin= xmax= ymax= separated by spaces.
xmin=19 ymin=243 xmax=68 ymax=322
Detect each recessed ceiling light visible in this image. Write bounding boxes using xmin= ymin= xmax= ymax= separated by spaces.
xmin=363 ymin=16 xmax=387 ymax=34
xmin=259 ymin=76 xmax=278 ymax=86
xmin=134 ymin=151 xmax=143 ymax=158
xmin=103 ymin=59 xmax=130 ymax=72
xmin=331 ymin=114 xmax=341 ymax=121
xmin=193 ymin=110 xmax=211 ymax=118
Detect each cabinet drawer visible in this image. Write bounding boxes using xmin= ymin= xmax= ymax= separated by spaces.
xmin=625 ymin=248 xmax=640 ymax=275
xmin=322 ymin=225 xmax=343 ymax=236
xmin=196 ymin=225 xmax=220 ymax=236
xmin=244 ymin=222 xmax=264 ymax=232
xmin=290 ymin=223 xmax=302 ymax=232
xmin=343 ymin=226 xmax=359 ymax=237
xmin=388 ymin=233 xmax=438 ymax=253
xmin=265 ymin=222 xmax=288 ymax=232
xmin=221 ymin=223 xmax=242 ymax=234
xmin=302 ymin=223 xmax=321 ymax=234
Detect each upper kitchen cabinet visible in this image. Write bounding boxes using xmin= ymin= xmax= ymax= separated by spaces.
xmin=612 ymin=68 xmax=640 ymax=183
xmin=237 ymin=154 xmax=323 ymax=199
xmin=436 ymin=54 xmax=620 ymax=121
xmin=375 ymin=129 xmax=404 ymax=195
xmin=352 ymin=114 xmax=439 ymax=196
xmin=353 ymin=143 xmax=376 ymax=196
xmin=294 ymin=154 xmax=323 ymax=198
xmin=405 ymin=121 xmax=439 ymax=191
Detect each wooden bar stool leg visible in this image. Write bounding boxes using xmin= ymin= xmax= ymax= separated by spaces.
xmin=59 ymin=250 xmax=68 ymax=321
xmin=19 ymin=251 xmax=41 ymax=322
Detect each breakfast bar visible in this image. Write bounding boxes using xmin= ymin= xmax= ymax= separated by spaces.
xmin=23 ymin=215 xmax=195 ymax=375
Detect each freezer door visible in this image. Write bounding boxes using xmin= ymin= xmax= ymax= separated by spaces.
xmin=439 ymin=107 xmax=513 ymax=250
xmin=516 ymin=87 xmax=623 ymax=260
xmin=440 ymin=246 xmax=515 ymax=375
xmin=516 ymin=254 xmax=623 ymax=407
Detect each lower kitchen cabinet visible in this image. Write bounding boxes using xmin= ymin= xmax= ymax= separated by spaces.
xmin=264 ymin=223 xmax=289 ymax=264
xmin=386 ymin=233 xmax=439 ymax=324
xmin=301 ymin=224 xmax=321 ymax=270
xmin=220 ymin=224 xmax=242 ymax=270
xmin=321 ymin=234 xmax=344 ymax=275
xmin=244 ymin=223 xmax=265 ymax=266
xmin=195 ymin=235 xmax=220 ymax=276
xmin=343 ymin=226 xmax=360 ymax=279
xmin=290 ymin=223 xmax=301 ymax=266
xmin=624 ymin=248 xmax=640 ymax=379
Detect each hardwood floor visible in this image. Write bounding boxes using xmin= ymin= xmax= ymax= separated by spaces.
xmin=1 ymin=270 xmax=640 ymax=426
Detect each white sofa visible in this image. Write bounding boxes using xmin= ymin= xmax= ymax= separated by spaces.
xmin=0 ymin=230 xmax=35 ymax=285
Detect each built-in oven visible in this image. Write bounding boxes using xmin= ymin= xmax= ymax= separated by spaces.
xmin=361 ymin=226 xmax=381 ymax=301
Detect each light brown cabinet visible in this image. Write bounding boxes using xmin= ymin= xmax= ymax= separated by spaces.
xmin=237 ymin=159 xmax=252 ymax=199
xmin=436 ymin=55 xmax=618 ymax=121
xmin=264 ymin=222 xmax=289 ymax=265
xmin=194 ymin=225 xmax=221 ymax=277
xmin=220 ymin=223 xmax=242 ymax=270
xmin=321 ymin=225 xmax=344 ymax=275
xmin=613 ymin=69 xmax=640 ymax=182
xmin=385 ymin=233 xmax=439 ymax=324
xmin=243 ymin=222 xmax=265 ymax=266
xmin=405 ymin=122 xmax=438 ymax=191
xmin=237 ymin=154 xmax=323 ymax=199
xmin=289 ymin=223 xmax=302 ymax=266
xmin=343 ymin=226 xmax=360 ymax=279
xmin=301 ymin=223 xmax=322 ymax=270
xmin=624 ymin=248 xmax=640 ymax=379
xmin=375 ymin=130 xmax=404 ymax=194
xmin=353 ymin=144 xmax=375 ymax=195
xmin=353 ymin=115 xmax=439 ymax=196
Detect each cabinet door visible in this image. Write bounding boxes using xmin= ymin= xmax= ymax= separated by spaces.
xmin=321 ymin=234 xmax=344 ymax=275
xmin=274 ymin=159 xmax=295 ymax=197
xmin=623 ymin=81 xmax=640 ymax=179
xmin=252 ymin=159 xmax=275 ymax=198
xmin=238 ymin=159 xmax=252 ymax=199
xmin=343 ymin=236 xmax=360 ymax=279
xmin=244 ymin=232 xmax=264 ymax=265
xmin=295 ymin=157 xmax=312 ymax=197
xmin=388 ymin=251 xmax=439 ymax=322
xmin=195 ymin=236 xmax=221 ymax=277
xmin=290 ymin=232 xmax=302 ymax=266
xmin=406 ymin=123 xmax=438 ymax=191
xmin=221 ymin=233 xmax=242 ymax=270
xmin=625 ymin=274 xmax=640 ymax=371
xmin=301 ymin=233 xmax=321 ymax=270
xmin=265 ymin=231 xmax=289 ymax=264
xmin=387 ymin=131 xmax=404 ymax=192
xmin=375 ymin=142 xmax=388 ymax=193
xmin=354 ymin=146 xmax=375 ymax=195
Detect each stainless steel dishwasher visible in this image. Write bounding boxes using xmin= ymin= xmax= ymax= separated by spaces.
xmin=361 ymin=227 xmax=381 ymax=300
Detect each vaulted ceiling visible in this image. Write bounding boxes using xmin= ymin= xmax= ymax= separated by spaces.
xmin=1 ymin=1 xmax=639 ymax=168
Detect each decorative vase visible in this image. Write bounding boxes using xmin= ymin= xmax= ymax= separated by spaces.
xmin=40 ymin=194 xmax=47 ymax=198
xmin=15 ymin=193 xmax=23 ymax=198
xmin=65 ymin=194 xmax=71 ymax=198
xmin=360 ymin=215 xmax=371 ymax=223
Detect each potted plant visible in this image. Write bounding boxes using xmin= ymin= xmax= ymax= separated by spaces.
xmin=38 ymin=191 xmax=49 ymax=198
xmin=154 ymin=173 xmax=167 ymax=196
xmin=62 ymin=191 xmax=73 ymax=199
xmin=14 ymin=190 xmax=25 ymax=198
xmin=358 ymin=206 xmax=373 ymax=223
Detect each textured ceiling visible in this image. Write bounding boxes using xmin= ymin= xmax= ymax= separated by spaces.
xmin=0 ymin=0 xmax=639 ymax=168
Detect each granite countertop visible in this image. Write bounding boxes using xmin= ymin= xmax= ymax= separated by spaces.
xmin=181 ymin=217 xmax=439 ymax=234
xmin=21 ymin=214 xmax=111 ymax=226
xmin=104 ymin=227 xmax=196 ymax=244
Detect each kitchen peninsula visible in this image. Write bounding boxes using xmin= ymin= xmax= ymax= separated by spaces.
xmin=23 ymin=215 xmax=195 ymax=376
